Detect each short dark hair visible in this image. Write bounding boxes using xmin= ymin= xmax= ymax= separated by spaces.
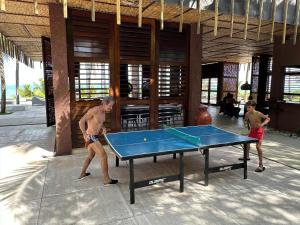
xmin=246 ymin=100 xmax=257 ymax=107
xmin=101 ymin=96 xmax=115 ymax=104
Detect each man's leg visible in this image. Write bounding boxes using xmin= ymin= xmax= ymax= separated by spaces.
xmin=79 ymin=147 xmax=95 ymax=179
xmin=90 ymin=141 xmax=111 ymax=184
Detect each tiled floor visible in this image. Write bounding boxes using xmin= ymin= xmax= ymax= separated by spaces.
xmin=0 ymin=106 xmax=299 ymax=225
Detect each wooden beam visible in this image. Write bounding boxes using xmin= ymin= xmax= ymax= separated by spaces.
xmin=117 ymin=0 xmax=121 ymax=25
xmin=0 ymin=0 xmax=5 ymax=11
xmin=63 ymin=0 xmax=68 ymax=18
xmin=214 ymin=0 xmax=219 ymax=37
xmin=160 ymin=0 xmax=164 ymax=30
xmin=179 ymin=0 xmax=183 ymax=32
xmin=293 ymin=0 xmax=300 ymax=45
xmin=244 ymin=0 xmax=250 ymax=40
xmin=282 ymin=0 xmax=289 ymax=44
xmin=230 ymin=0 xmax=234 ymax=38
xmin=270 ymin=0 xmax=276 ymax=43
xmin=34 ymin=0 xmax=39 ymax=15
xmin=257 ymin=0 xmax=264 ymax=41
xmin=138 ymin=0 xmax=142 ymax=27
xmin=91 ymin=0 xmax=95 ymax=22
xmin=197 ymin=0 xmax=201 ymax=35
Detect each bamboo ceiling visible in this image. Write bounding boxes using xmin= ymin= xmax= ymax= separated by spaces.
xmin=0 ymin=0 xmax=299 ymax=63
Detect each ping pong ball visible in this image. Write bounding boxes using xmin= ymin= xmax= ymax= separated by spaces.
xmin=144 ymin=138 xmax=147 ymax=141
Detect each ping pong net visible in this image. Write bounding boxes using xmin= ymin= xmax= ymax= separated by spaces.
xmin=163 ymin=125 xmax=201 ymax=146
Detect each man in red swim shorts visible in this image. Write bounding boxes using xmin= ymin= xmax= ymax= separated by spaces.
xmin=241 ymin=100 xmax=270 ymax=172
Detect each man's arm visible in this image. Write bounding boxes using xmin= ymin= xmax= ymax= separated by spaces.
xmin=79 ymin=109 xmax=93 ymax=141
xmin=258 ymin=112 xmax=270 ymax=127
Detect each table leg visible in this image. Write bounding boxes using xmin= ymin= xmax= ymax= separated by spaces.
xmin=153 ymin=156 xmax=157 ymax=163
xmin=116 ymin=156 xmax=119 ymax=167
xmin=243 ymin=144 xmax=247 ymax=179
xmin=129 ymin=159 xmax=135 ymax=204
xmin=204 ymin=148 xmax=209 ymax=186
xmin=179 ymin=152 xmax=184 ymax=192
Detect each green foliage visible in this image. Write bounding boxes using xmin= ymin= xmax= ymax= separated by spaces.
xmin=18 ymin=78 xmax=45 ymax=99
xmin=33 ymin=78 xmax=45 ymax=98
xmin=19 ymin=84 xmax=33 ymax=98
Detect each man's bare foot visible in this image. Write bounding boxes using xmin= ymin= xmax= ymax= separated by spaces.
xmin=78 ymin=172 xmax=91 ymax=180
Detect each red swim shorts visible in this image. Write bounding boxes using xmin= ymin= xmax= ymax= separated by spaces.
xmin=248 ymin=127 xmax=264 ymax=141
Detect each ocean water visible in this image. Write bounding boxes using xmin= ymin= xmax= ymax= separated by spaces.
xmin=2 ymin=84 xmax=16 ymax=99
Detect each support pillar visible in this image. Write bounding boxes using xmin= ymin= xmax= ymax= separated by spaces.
xmin=49 ymin=3 xmax=72 ymax=155
xmin=16 ymin=60 xmax=19 ymax=104
xmin=188 ymin=24 xmax=202 ymax=125
xmin=0 ymin=51 xmax=5 ymax=114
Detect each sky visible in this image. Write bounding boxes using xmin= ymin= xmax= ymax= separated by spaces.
xmin=3 ymin=54 xmax=43 ymax=86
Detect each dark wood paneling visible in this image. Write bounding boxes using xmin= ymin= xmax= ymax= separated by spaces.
xmin=41 ymin=36 xmax=55 ymax=127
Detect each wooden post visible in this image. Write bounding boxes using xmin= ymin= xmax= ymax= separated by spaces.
xmin=214 ymin=0 xmax=219 ymax=37
xmin=282 ymin=0 xmax=289 ymax=44
xmin=244 ymin=0 xmax=250 ymax=40
xmin=230 ymin=0 xmax=234 ymax=38
xmin=257 ymin=0 xmax=264 ymax=41
xmin=150 ymin=20 xmax=158 ymax=129
xmin=188 ymin=24 xmax=202 ymax=125
xmin=0 ymin=50 xmax=5 ymax=113
xmin=197 ymin=0 xmax=201 ymax=35
xmin=16 ymin=59 xmax=19 ymax=104
xmin=49 ymin=3 xmax=72 ymax=155
xmin=270 ymin=0 xmax=276 ymax=43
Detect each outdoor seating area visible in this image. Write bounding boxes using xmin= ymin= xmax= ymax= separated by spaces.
xmin=1 ymin=0 xmax=300 ymax=225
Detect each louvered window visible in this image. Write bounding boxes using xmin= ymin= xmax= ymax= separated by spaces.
xmin=74 ymin=62 xmax=110 ymax=100
xmin=283 ymin=67 xmax=300 ymax=103
xmin=158 ymin=65 xmax=185 ymax=97
xmin=266 ymin=57 xmax=273 ymax=100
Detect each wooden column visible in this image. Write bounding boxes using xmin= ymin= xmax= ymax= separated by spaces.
xmin=188 ymin=24 xmax=202 ymax=125
xmin=150 ymin=20 xmax=158 ymax=129
xmin=16 ymin=60 xmax=20 ymax=104
xmin=256 ymin=55 xmax=269 ymax=109
xmin=112 ymin=17 xmax=121 ymax=132
xmin=0 ymin=51 xmax=5 ymax=114
xmin=49 ymin=3 xmax=72 ymax=155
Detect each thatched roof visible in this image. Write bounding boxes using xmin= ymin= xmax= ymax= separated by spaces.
xmin=0 ymin=0 xmax=298 ymax=63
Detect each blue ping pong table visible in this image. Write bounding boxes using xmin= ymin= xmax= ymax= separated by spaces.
xmin=105 ymin=125 xmax=257 ymax=204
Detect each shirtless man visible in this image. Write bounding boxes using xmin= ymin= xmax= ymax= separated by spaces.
xmin=240 ymin=100 xmax=270 ymax=172
xmin=78 ymin=96 xmax=118 ymax=184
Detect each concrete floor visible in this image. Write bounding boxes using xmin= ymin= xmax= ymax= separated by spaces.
xmin=0 ymin=106 xmax=299 ymax=225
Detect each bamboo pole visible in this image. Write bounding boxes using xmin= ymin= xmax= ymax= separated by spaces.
xmin=197 ymin=0 xmax=201 ymax=35
xmin=244 ymin=0 xmax=250 ymax=40
xmin=179 ymin=0 xmax=183 ymax=32
xmin=1 ymin=0 xmax=5 ymax=11
xmin=138 ymin=0 xmax=142 ymax=27
xmin=293 ymin=0 xmax=300 ymax=45
xmin=63 ymin=0 xmax=67 ymax=18
xmin=257 ymin=0 xmax=264 ymax=41
xmin=117 ymin=0 xmax=121 ymax=25
xmin=214 ymin=0 xmax=219 ymax=37
xmin=161 ymin=0 xmax=164 ymax=30
xmin=282 ymin=0 xmax=289 ymax=44
xmin=230 ymin=0 xmax=234 ymax=38
xmin=91 ymin=0 xmax=95 ymax=22
xmin=270 ymin=0 xmax=276 ymax=43
xmin=34 ymin=0 xmax=39 ymax=15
